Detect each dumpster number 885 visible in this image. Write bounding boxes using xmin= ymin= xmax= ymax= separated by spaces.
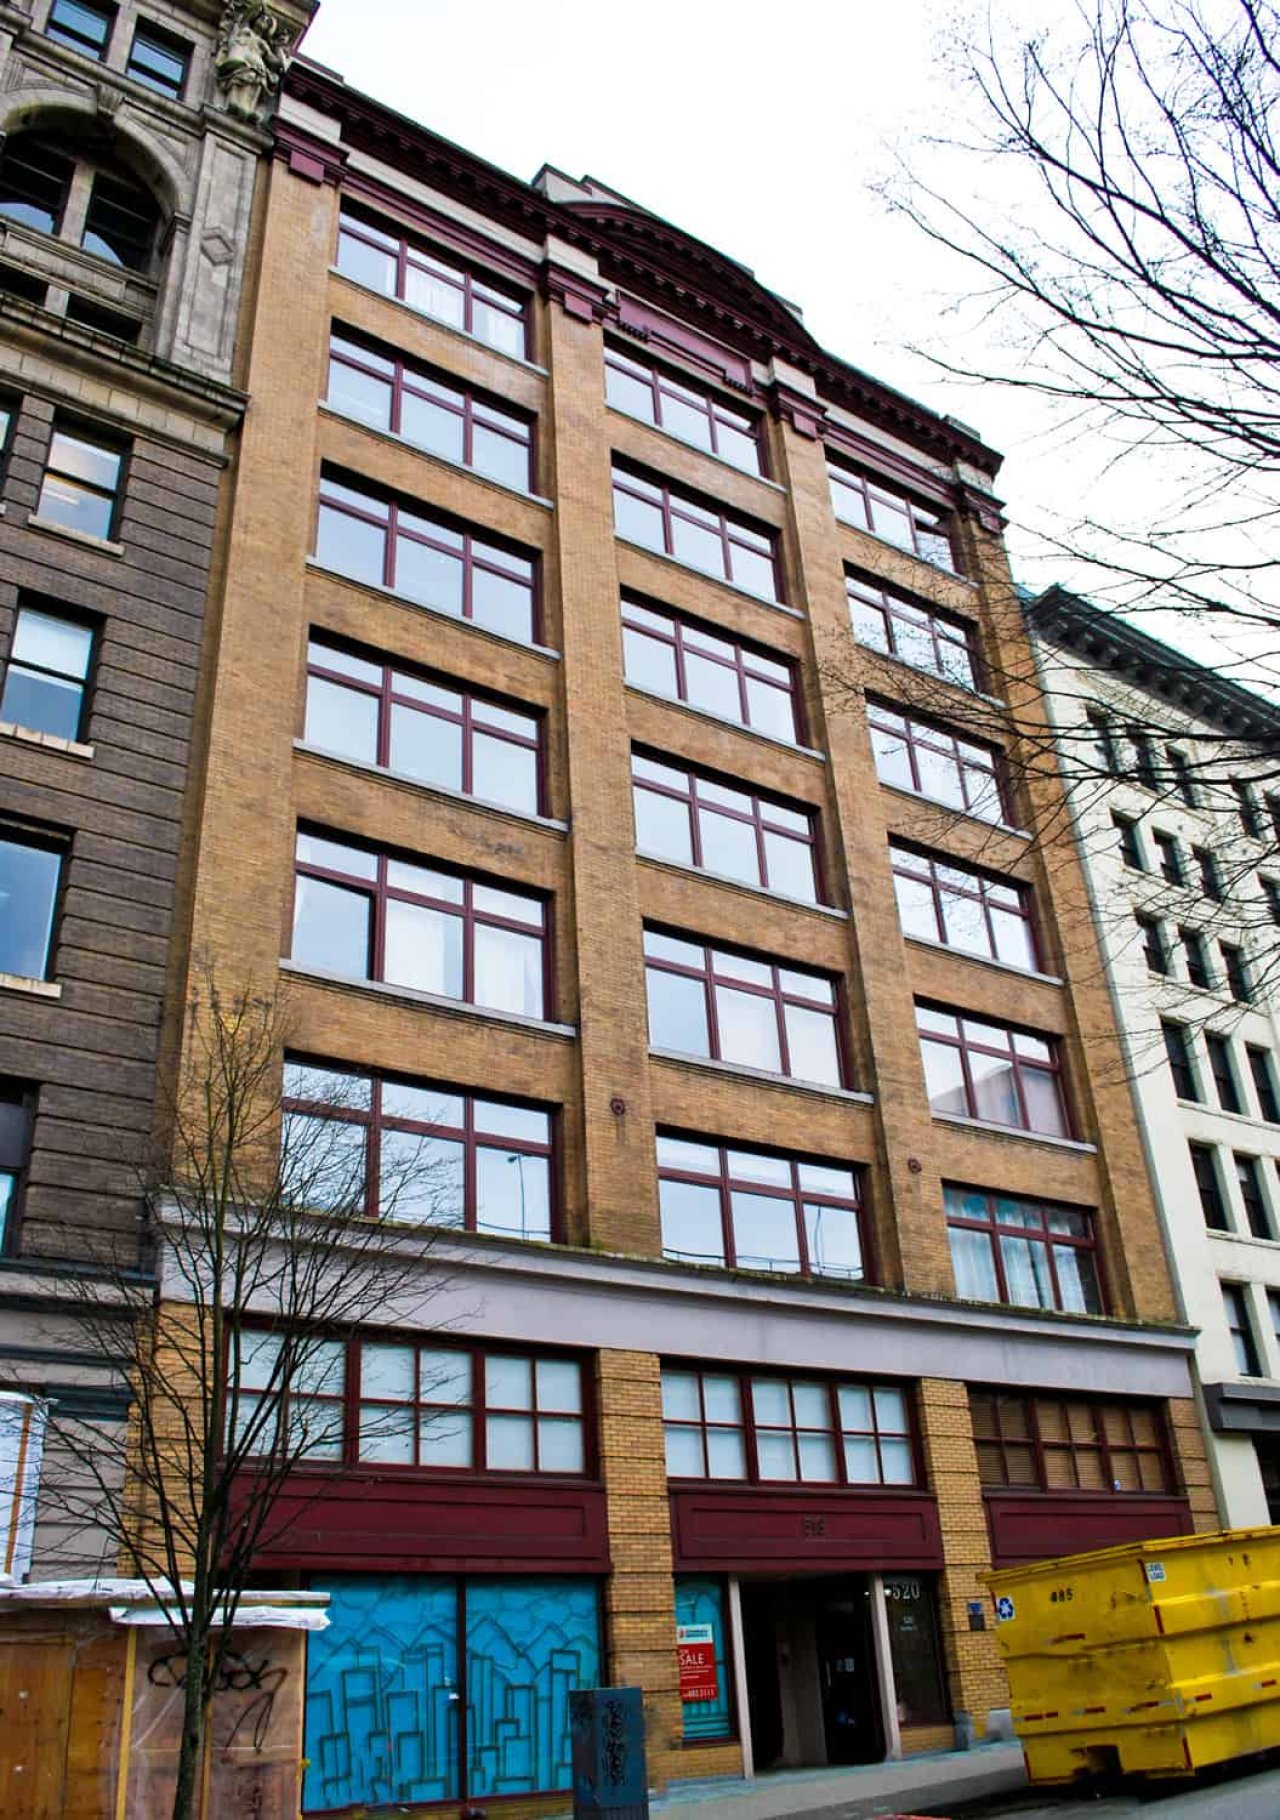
xmin=1049 ymin=1587 xmax=1075 ymax=1604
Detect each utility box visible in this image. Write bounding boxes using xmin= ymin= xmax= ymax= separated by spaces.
xmin=570 ymin=1685 xmax=649 ymax=1819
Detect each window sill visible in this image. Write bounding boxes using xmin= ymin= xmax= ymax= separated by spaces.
xmin=26 ymin=515 xmax=124 ymax=556
xmin=879 ymin=780 xmax=1030 ymax=842
xmin=832 ymin=515 xmax=977 ymax=590
xmin=904 ymin=935 xmax=1062 ymax=987
xmin=279 ymin=959 xmax=577 ymax=1038
xmin=615 ymin=536 xmax=803 ymax=619
xmin=318 ymin=402 xmax=555 ymax=511
xmin=1177 ymin=1096 xmax=1280 ymax=1133
xmin=932 ymin=1111 xmax=1096 ymax=1155
xmin=637 ymin=852 xmax=848 ymax=920
xmin=293 ymin=740 xmax=569 ymax=833
xmin=1206 ymin=1227 xmax=1280 ymax=1252
xmin=605 ymin=404 xmax=787 ymax=496
xmin=0 ymin=721 xmax=93 ymax=760
xmin=624 ymin=682 xmax=826 ymax=765
xmin=304 ymin=557 xmax=562 ymax=661
xmin=649 ymin=1047 xmax=873 ymax=1105
xmin=0 ymin=972 xmax=61 ymax=999
xmin=329 ymin=265 xmax=549 ymax=376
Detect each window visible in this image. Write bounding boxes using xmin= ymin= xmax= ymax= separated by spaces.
xmin=0 ymin=137 xmax=73 ymax=235
xmin=1135 ymin=912 xmax=1169 ymax=976
xmin=868 ymin=704 xmax=1008 ymax=825
xmin=327 ymin=330 xmax=534 ymax=493
xmin=1085 ymin=708 xmax=1118 ymax=776
xmin=970 ymin=1391 xmax=1172 ymax=1494
xmin=0 ymin=1085 xmax=32 ymax=1251
xmin=661 ymin=1366 xmax=916 ymax=1486
xmin=644 ymin=928 xmax=843 ymax=1088
xmin=890 ymin=842 xmax=1037 ymax=972
xmin=656 ymin=1132 xmax=864 ymax=1280
xmin=81 ymin=169 xmax=157 ymax=270
xmin=1162 ymin=1020 xmax=1200 ymax=1102
xmin=1248 ymin=1048 xmax=1280 ymax=1124
xmin=1270 ymin=796 xmax=1280 ymax=846
xmin=1221 ymin=943 xmax=1253 ymax=1003
xmin=64 ymin=295 xmax=141 ymax=341
xmin=315 ymin=471 xmax=537 ymax=644
xmin=1234 ymin=779 xmax=1263 ymax=838
xmin=335 ymin=207 xmax=528 ymax=358
xmin=37 ymin=424 xmax=124 ymax=540
xmin=282 ymin=1060 xmax=554 ymax=1240
xmin=916 ymin=1004 xmax=1069 ymax=1138
xmin=46 ymin=0 xmax=113 ymax=58
xmin=1180 ymin=928 xmax=1212 ymax=990
xmin=1235 ymin=1155 xmax=1273 ymax=1240
xmin=632 ymin=752 xmax=819 ymax=902
xmin=125 ymin=21 xmax=190 ymax=98
xmin=1129 ymin=728 xmax=1158 ymax=791
xmin=1196 ymin=846 xmax=1224 ymax=902
xmin=621 ymin=598 xmax=800 ymax=744
xmin=0 ymin=605 xmax=94 ymax=740
xmin=1206 ymin=1032 xmax=1243 ymax=1114
xmin=1263 ymin=878 xmax=1280 ymax=926
xmin=303 ymin=639 xmax=542 ymax=818
xmin=1223 ymin=1284 xmax=1262 ymax=1376
xmin=945 ymin=1186 xmax=1102 ymax=1314
xmin=1189 ymin=1144 xmax=1228 ymax=1231
xmin=230 ymin=1331 xmax=346 ymax=1461
xmin=846 ymin=572 xmax=978 ymax=690
xmin=1152 ymin=830 xmax=1184 ymax=886
xmin=1112 ymin=812 xmax=1144 ymax=871
xmin=1269 ymin=1290 xmax=1280 ymax=1351
xmin=0 ymin=830 xmax=62 ymax=980
xmin=612 ymin=463 xmax=780 ymax=602
xmin=827 ymin=458 xmax=956 ymax=571
xmin=292 ymin=831 xmax=549 ymax=1021
xmin=605 ymin=345 xmax=764 ymax=475
xmin=1168 ymin=748 xmax=1197 ymax=807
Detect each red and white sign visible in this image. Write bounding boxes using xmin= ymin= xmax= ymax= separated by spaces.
xmin=676 ymin=1623 xmax=719 ymax=1704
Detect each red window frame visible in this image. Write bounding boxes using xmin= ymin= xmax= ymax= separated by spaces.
xmin=971 ymin=1391 xmax=1174 ymax=1494
xmin=889 ymin=841 xmax=1039 ymax=971
xmin=631 ymin=749 xmax=822 ymax=903
xmin=846 ymin=571 xmax=979 ymax=690
xmin=621 ymin=597 xmax=803 ymax=743
xmin=827 ymin=457 xmax=958 ymax=572
xmin=612 ymin=461 xmax=782 ymax=603
xmin=604 ymin=343 xmax=766 ymax=476
xmin=916 ymin=1002 xmax=1071 ymax=1139
xmin=336 ymin=206 xmax=529 ymax=357
xmin=868 ymin=702 xmax=1011 ymax=826
xmin=303 ymin=637 xmax=545 ymax=816
xmin=292 ymin=828 xmax=552 ymax=1020
xmin=944 ymin=1185 xmax=1104 ymax=1315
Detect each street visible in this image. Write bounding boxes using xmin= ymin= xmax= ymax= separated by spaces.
xmin=950 ymin=1759 xmax=1280 ymax=1820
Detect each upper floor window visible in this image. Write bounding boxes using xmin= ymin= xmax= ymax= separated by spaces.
xmin=662 ymin=1366 xmax=916 ymax=1486
xmin=292 ymin=830 xmax=549 ymax=1022
xmin=890 ymin=841 xmax=1038 ymax=973
xmin=632 ymin=751 xmax=820 ymax=903
xmin=0 ymin=1084 xmax=32 ymax=1251
xmin=1196 ymin=846 xmax=1224 ymax=902
xmin=970 ymin=1391 xmax=1172 ymax=1494
xmin=1181 ymin=927 xmax=1212 ymax=990
xmin=303 ymin=638 xmax=543 ymax=818
xmin=917 ymin=1004 xmax=1069 ymax=1139
xmin=125 ymin=21 xmax=191 ymax=99
xmin=0 ymin=604 xmax=95 ymax=740
xmin=282 ymin=1059 xmax=553 ymax=1240
xmin=1162 ymin=1019 xmax=1201 ymax=1102
xmin=82 ymin=168 xmax=157 ymax=268
xmin=1263 ymin=878 xmax=1280 ymax=925
xmin=1086 ymin=708 xmax=1119 ymax=775
xmin=46 ymin=0 xmax=113 ymax=58
xmin=1206 ymin=1031 xmax=1243 ymax=1114
xmin=945 ymin=1186 xmax=1102 ymax=1315
xmin=1168 ymin=748 xmax=1198 ymax=807
xmin=327 ymin=330 xmax=534 ymax=494
xmin=38 ymin=423 xmax=125 ymax=540
xmin=644 ymin=927 xmax=843 ymax=1088
xmin=1247 ymin=1047 xmax=1280 ymax=1124
xmin=1234 ymin=1153 xmax=1273 ymax=1240
xmin=605 ymin=345 xmax=764 ymax=475
xmin=0 ymin=136 xmax=74 ymax=237
xmin=335 ymin=207 xmax=528 ymax=359
xmin=1135 ymin=911 xmax=1169 ymax=976
xmin=827 ymin=458 xmax=956 ymax=571
xmin=1221 ymin=942 xmax=1253 ymax=1004
xmin=612 ymin=462 xmax=781 ymax=603
xmin=868 ymin=704 xmax=1009 ymax=825
xmin=1128 ymin=728 xmax=1159 ymax=791
xmin=847 ymin=572 xmax=978 ymax=691
xmin=1233 ymin=779 xmax=1263 ymax=839
xmin=0 ymin=828 xmax=62 ymax=980
xmin=657 ymin=1132 xmax=864 ymax=1280
xmin=316 ymin=470 xmax=537 ymax=644
xmin=1151 ymin=830 xmax=1184 ymax=887
xmin=1223 ymin=1283 xmax=1262 ymax=1376
xmin=1189 ymin=1143 xmax=1228 ymax=1231
xmin=621 ymin=598 xmax=801 ymax=744
xmin=1112 ymin=812 xmax=1144 ymax=871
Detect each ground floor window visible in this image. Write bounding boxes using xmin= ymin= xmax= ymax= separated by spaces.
xmin=882 ymin=1575 xmax=950 ymax=1727
xmin=303 ymin=1573 xmax=600 ymax=1809
xmin=675 ymin=1575 xmax=733 ymax=1741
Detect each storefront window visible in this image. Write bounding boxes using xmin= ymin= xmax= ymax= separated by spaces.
xmin=675 ymin=1576 xmax=733 ymax=1742
xmin=882 ymin=1575 xmax=950 ymax=1727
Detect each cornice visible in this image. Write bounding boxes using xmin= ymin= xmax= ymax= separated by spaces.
xmin=273 ymin=117 xmax=349 ymax=187
xmin=540 ymin=258 xmax=613 ymax=325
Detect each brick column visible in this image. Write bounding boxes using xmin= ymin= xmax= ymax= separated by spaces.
xmin=1168 ymin=1395 xmax=1223 ymax=1531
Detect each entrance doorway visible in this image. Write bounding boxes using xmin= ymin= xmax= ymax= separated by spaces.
xmin=740 ymin=1575 xmax=883 ymax=1772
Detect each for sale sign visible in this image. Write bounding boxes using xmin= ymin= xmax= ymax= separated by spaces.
xmin=676 ymin=1623 xmax=719 ymax=1704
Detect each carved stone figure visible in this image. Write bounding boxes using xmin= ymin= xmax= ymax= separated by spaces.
xmin=215 ymin=3 xmax=293 ymax=123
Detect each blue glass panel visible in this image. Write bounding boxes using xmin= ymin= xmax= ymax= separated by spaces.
xmin=465 ymin=1576 xmax=600 ymax=1796
xmin=304 ymin=1575 xmax=460 ymax=1810
xmin=675 ymin=1576 xmax=733 ymax=1741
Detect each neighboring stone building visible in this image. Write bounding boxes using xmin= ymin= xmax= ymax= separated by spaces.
xmin=1029 ymin=584 xmax=1280 ymax=1530
xmin=0 ymin=0 xmax=313 ymax=1581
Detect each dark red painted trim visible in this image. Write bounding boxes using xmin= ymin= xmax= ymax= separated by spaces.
xmin=338 ymin=169 xmax=542 ymax=292
xmin=983 ymin=1492 xmax=1194 ymax=1569
xmin=825 ymin=421 xmax=956 ymax=511
xmin=274 ymin=119 xmax=350 ymax=187
xmin=616 ymin=295 xmax=755 ymax=392
xmin=542 ymin=260 xmax=614 ymax=325
xmin=770 ymin=380 xmax=827 ymax=440
xmin=670 ymin=1485 xmax=944 ymax=1572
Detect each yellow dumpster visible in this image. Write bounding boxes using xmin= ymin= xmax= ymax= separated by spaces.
xmin=983 ymin=1525 xmax=1280 ymax=1783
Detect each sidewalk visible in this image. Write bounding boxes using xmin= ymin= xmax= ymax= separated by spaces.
xmin=647 ymin=1742 xmax=1028 ymax=1820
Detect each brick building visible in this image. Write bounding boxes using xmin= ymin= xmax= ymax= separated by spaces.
xmin=154 ymin=49 xmax=1220 ymax=1816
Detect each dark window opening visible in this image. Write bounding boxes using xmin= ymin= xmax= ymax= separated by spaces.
xmin=1207 ymin=1032 xmax=1243 ymax=1114
xmin=1162 ymin=1020 xmax=1200 ymax=1102
xmin=81 ymin=168 xmax=158 ymax=270
xmin=1189 ymin=1144 xmax=1228 ymax=1231
xmin=0 ymin=136 xmax=74 ymax=236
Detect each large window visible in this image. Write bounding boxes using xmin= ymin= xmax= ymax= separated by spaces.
xmin=0 ymin=1085 xmax=31 ymax=1251
xmin=292 ymin=831 xmax=549 ymax=1021
xmin=970 ymin=1391 xmax=1172 ymax=1494
xmin=0 ymin=136 xmax=72 ymax=236
xmin=868 ymin=704 xmax=1008 ymax=824
xmin=0 ymin=605 xmax=94 ymax=741
xmin=890 ymin=842 xmax=1037 ymax=972
xmin=612 ymin=462 xmax=781 ymax=602
xmin=46 ymin=0 xmax=113 ymax=58
xmin=847 ymin=572 xmax=978 ymax=690
xmin=916 ymin=1005 xmax=1069 ymax=1139
xmin=662 ymin=1366 xmax=916 ymax=1486
xmin=644 ymin=928 xmax=843 ymax=1087
xmin=657 ymin=1133 xmax=864 ymax=1279
xmin=315 ymin=471 xmax=538 ymax=643
xmin=827 ymin=459 xmax=956 ymax=571
xmin=632 ymin=752 xmax=819 ymax=902
xmin=0 ymin=831 xmax=62 ymax=980
xmin=37 ymin=423 xmax=124 ymax=540
xmin=605 ymin=345 xmax=764 ymax=474
xmin=81 ymin=168 xmax=157 ymax=269
xmin=327 ymin=330 xmax=534 ymax=493
xmin=282 ymin=1060 xmax=553 ymax=1240
xmin=946 ymin=1187 xmax=1102 ymax=1314
xmin=303 ymin=639 xmax=542 ymax=817
xmin=621 ymin=598 xmax=801 ymax=743
xmin=336 ymin=207 xmax=528 ymax=358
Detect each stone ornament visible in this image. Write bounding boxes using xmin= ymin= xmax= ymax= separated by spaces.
xmin=215 ymin=2 xmax=294 ymax=123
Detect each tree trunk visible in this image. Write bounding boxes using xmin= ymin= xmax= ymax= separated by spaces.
xmin=171 ymin=1639 xmax=208 ymax=1820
